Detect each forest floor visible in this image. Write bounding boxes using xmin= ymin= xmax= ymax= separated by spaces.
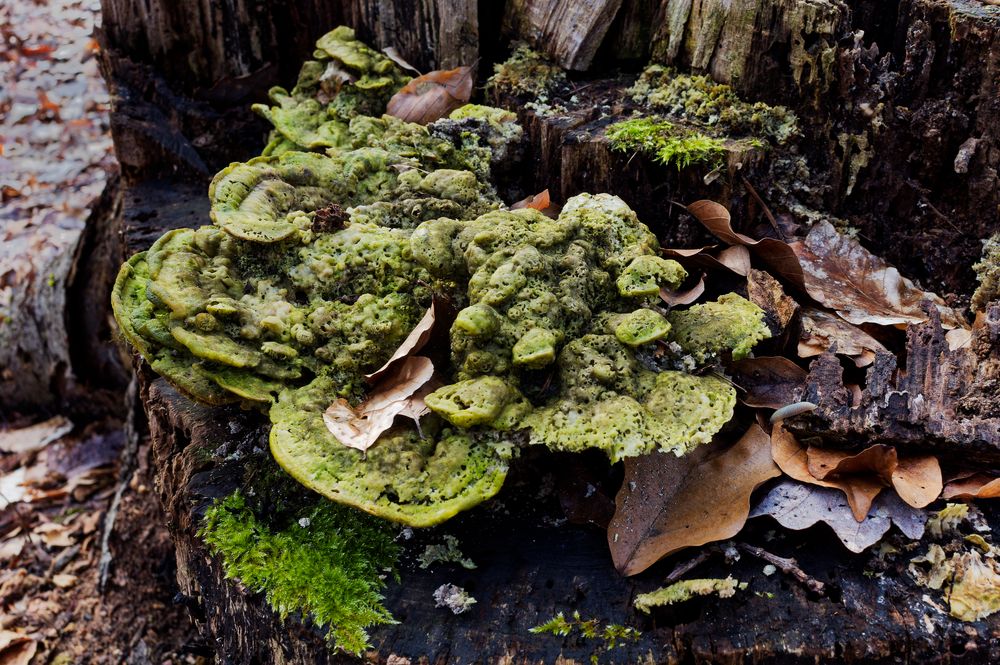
xmin=1 ymin=1 xmax=199 ymax=662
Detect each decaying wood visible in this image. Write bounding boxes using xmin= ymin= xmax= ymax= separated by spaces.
xmin=502 ymin=0 xmax=625 ymax=70
xmin=787 ymin=303 xmax=1000 ymax=465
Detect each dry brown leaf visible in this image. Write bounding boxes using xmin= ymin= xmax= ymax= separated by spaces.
xmin=386 ymin=66 xmax=473 ymax=125
xmin=798 ymin=307 xmax=887 ymax=367
xmin=686 ymin=200 xmax=804 ymax=288
xmin=607 ymin=424 xmax=780 ymax=576
xmin=727 ymin=356 xmax=807 ymax=409
xmin=510 ymin=189 xmax=552 ymax=212
xmin=366 ymin=303 xmax=437 ymax=383
xmin=747 ymin=269 xmax=798 ymax=337
xmin=661 ymin=244 xmax=751 ymax=276
xmin=382 ymin=46 xmax=421 ymax=74
xmin=659 ymin=273 xmax=705 ymax=306
xmin=792 ymin=220 xmax=965 ymax=329
xmin=52 ymin=573 xmax=78 ymax=588
xmin=324 ymin=356 xmax=435 ymax=452
xmin=892 ymin=456 xmax=943 ymax=508
xmin=770 ymin=424 xmax=884 ymax=521
xmin=942 ymin=473 xmax=1000 ymax=500
xmin=806 ymin=444 xmax=897 ymax=483
xmin=0 ymin=630 xmax=36 ymax=665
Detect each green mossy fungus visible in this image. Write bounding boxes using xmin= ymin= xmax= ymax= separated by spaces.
xmin=113 ymin=26 xmax=773 ymax=531
xmin=200 ymin=491 xmax=399 ymax=655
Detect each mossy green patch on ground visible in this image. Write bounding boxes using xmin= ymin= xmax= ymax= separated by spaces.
xmin=487 ymin=43 xmax=567 ymax=99
xmin=629 ymin=65 xmax=798 ymax=143
xmin=606 ymin=117 xmax=727 ymax=170
xmin=200 ymin=490 xmax=399 ymax=655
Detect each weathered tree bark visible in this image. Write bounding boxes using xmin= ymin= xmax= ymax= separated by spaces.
xmin=786 ymin=303 xmax=1000 ymax=463
xmin=99 ymin=0 xmax=1000 ymax=662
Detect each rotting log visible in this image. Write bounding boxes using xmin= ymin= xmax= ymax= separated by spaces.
xmin=99 ymin=0 xmax=1000 ymax=661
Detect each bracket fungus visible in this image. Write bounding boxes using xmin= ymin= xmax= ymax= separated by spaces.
xmin=113 ymin=27 xmax=772 ymax=528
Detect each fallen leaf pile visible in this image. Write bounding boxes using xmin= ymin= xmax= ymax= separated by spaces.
xmin=598 ymin=193 xmax=984 ymax=579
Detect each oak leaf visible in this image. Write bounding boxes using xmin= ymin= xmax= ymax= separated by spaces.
xmin=750 ymin=479 xmax=926 ymax=553
xmin=661 ymin=244 xmax=751 ymax=276
xmin=942 ymin=473 xmax=1000 ymax=500
xmin=325 ymin=356 xmax=436 ymax=452
xmin=386 ymin=66 xmax=474 ymax=125
xmin=771 ymin=424 xmax=942 ymax=520
xmin=365 ymin=303 xmax=437 ymax=383
xmin=686 ymin=200 xmax=804 ymax=288
xmin=792 ymin=220 xmax=965 ymax=329
xmin=798 ymin=307 xmax=887 ymax=367
xmin=607 ymin=424 xmax=780 ymax=576
xmin=727 ymin=356 xmax=806 ymax=409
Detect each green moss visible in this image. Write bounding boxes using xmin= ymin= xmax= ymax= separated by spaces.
xmin=529 ymin=611 xmax=641 ymax=656
xmin=200 ymin=491 xmax=399 ymax=654
xmin=972 ymin=234 xmax=1000 ymax=312
xmin=629 ymin=65 xmax=798 ymax=143
xmin=667 ymin=293 xmax=771 ymax=362
xmin=487 ymin=44 xmax=567 ymax=99
xmin=633 ymin=577 xmax=747 ymax=613
xmin=606 ymin=117 xmax=727 ymax=170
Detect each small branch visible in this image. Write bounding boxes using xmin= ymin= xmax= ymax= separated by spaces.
xmin=665 ymin=547 xmax=715 ymax=583
xmin=736 ymin=542 xmax=826 ymax=596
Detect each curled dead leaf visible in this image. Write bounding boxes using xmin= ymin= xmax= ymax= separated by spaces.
xmin=0 ymin=630 xmax=37 ymax=665
xmin=792 ymin=220 xmax=966 ymax=329
xmin=386 ymin=66 xmax=474 ymax=125
xmin=607 ymin=424 xmax=780 ymax=576
xmin=659 ymin=273 xmax=705 ymax=307
xmin=662 ymin=245 xmax=751 ymax=276
xmin=798 ymin=307 xmax=887 ymax=367
xmin=686 ymin=200 xmax=804 ymax=288
xmin=366 ymin=303 xmax=437 ymax=383
xmin=325 ymin=356 xmax=436 ymax=452
xmin=511 ymin=189 xmax=552 ymax=212
xmin=727 ymin=356 xmax=806 ymax=409
xmin=942 ymin=473 xmax=1000 ymax=500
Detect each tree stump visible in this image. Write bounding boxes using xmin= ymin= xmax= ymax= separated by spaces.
xmin=100 ymin=0 xmax=1000 ymax=661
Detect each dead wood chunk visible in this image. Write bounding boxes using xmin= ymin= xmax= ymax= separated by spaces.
xmin=787 ymin=304 xmax=1000 ymax=463
xmin=503 ymin=0 xmax=626 ymax=70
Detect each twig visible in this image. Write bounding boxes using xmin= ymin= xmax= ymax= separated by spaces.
xmin=665 ymin=547 xmax=715 ymax=583
xmin=740 ymin=176 xmax=786 ymax=241
xmin=736 ymin=542 xmax=826 ymax=596
xmin=98 ymin=375 xmax=141 ymax=593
